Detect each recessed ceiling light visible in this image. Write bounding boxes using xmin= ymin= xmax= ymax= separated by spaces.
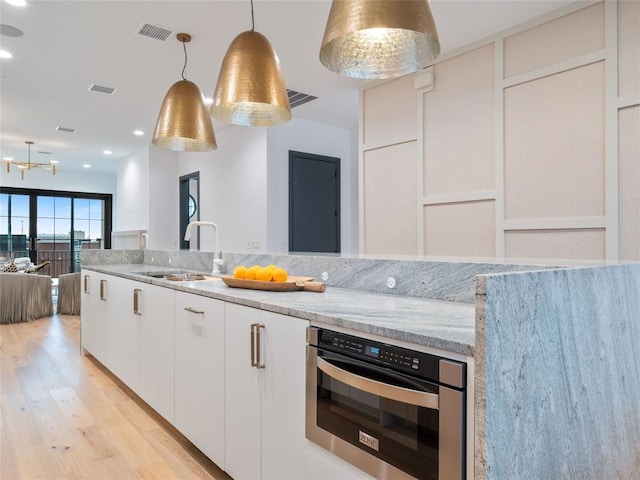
xmin=203 ymin=97 xmax=213 ymax=105
xmin=3 ymin=156 xmax=13 ymax=161
xmin=83 ymin=164 xmax=91 ymax=168
xmin=0 ymin=50 xmax=13 ymax=59
xmin=5 ymin=0 xmax=27 ymax=7
xmin=103 ymin=150 xmax=112 ymax=155
xmin=133 ymin=130 xmax=144 ymax=136
xmin=50 ymin=160 xmax=59 ymax=164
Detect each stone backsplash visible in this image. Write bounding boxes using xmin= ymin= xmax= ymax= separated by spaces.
xmin=83 ymin=250 xmax=556 ymax=304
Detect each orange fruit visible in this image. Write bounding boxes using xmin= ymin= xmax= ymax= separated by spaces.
xmin=234 ymin=266 xmax=247 ymax=279
xmin=272 ymin=268 xmax=288 ymax=283
xmin=245 ymin=265 xmax=261 ymax=280
xmin=256 ymin=267 xmax=273 ymax=282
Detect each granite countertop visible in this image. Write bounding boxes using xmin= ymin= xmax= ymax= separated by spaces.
xmin=82 ymin=264 xmax=475 ymax=355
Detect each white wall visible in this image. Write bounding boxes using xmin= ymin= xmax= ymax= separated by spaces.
xmin=266 ymin=116 xmax=357 ymax=254
xmin=0 ymin=167 xmax=118 ymax=230
xmin=148 ymin=145 xmax=178 ymax=250
xmin=116 ymin=147 xmax=149 ymax=231
xmin=1 ymin=167 xmax=116 ymax=197
xmin=178 ymin=126 xmax=268 ymax=254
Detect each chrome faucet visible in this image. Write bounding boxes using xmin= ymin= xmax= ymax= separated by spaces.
xmin=184 ymin=221 xmax=225 ymax=274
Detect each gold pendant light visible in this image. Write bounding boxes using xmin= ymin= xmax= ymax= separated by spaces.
xmin=152 ymin=33 xmax=217 ymax=152
xmin=210 ymin=0 xmax=291 ymax=127
xmin=319 ymin=0 xmax=441 ymax=79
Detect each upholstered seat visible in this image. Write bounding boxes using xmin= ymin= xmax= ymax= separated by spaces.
xmin=0 ymin=273 xmax=54 ymax=324
xmin=57 ymin=272 xmax=81 ymax=315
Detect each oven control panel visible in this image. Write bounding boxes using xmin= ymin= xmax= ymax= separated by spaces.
xmin=317 ymin=329 xmax=447 ymax=383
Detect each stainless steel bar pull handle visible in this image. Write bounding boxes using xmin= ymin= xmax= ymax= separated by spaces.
xmin=184 ymin=307 xmax=204 ymax=315
xmin=250 ymin=323 xmax=266 ymax=368
xmin=256 ymin=324 xmax=265 ymax=369
xmin=250 ymin=324 xmax=258 ymax=367
xmin=133 ymin=289 xmax=142 ymax=315
xmin=316 ymin=356 xmax=439 ymax=409
xmin=84 ymin=275 xmax=89 ymax=293
xmin=99 ymin=279 xmax=107 ymax=301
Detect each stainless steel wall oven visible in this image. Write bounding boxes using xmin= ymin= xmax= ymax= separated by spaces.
xmin=306 ymin=327 xmax=466 ymax=480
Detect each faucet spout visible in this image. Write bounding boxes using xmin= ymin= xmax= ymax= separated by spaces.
xmin=184 ymin=221 xmax=224 ymax=274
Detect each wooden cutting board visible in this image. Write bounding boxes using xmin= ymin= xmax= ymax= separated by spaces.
xmin=220 ymin=275 xmax=326 ymax=293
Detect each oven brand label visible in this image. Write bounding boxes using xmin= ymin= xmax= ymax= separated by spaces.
xmin=358 ymin=431 xmax=379 ymax=451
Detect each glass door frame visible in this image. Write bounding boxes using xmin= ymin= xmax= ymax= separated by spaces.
xmin=0 ymin=186 xmax=113 ymax=273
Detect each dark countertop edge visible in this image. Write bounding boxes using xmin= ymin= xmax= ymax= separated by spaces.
xmin=81 ymin=265 xmax=474 ymax=356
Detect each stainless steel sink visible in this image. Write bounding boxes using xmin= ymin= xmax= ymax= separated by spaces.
xmin=134 ymin=271 xmax=211 ymax=281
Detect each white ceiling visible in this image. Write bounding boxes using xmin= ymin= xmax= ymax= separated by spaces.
xmin=0 ymin=0 xmax=577 ymax=174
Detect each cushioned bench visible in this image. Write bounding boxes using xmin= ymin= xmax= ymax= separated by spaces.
xmin=0 ymin=273 xmax=54 ymax=324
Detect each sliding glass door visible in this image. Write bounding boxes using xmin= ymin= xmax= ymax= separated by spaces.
xmin=36 ymin=196 xmax=72 ymax=278
xmin=0 ymin=188 xmax=112 ymax=277
xmin=0 ymin=193 xmax=31 ymax=259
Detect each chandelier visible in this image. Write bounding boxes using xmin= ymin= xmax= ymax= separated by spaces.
xmin=4 ymin=141 xmax=57 ymax=180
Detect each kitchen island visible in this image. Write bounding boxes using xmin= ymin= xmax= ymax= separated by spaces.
xmin=81 ymin=250 xmax=640 ymax=480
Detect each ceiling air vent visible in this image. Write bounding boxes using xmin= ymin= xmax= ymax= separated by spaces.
xmin=137 ymin=23 xmax=173 ymax=41
xmin=287 ymin=89 xmax=318 ymax=108
xmin=56 ymin=126 xmax=76 ymax=133
xmin=37 ymin=151 xmax=52 ymax=155
xmin=88 ymin=84 xmax=117 ymax=95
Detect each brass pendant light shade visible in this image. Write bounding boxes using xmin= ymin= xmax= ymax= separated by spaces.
xmin=319 ymin=0 xmax=441 ymax=79
xmin=211 ymin=30 xmax=291 ymax=127
xmin=152 ymin=33 xmax=217 ymax=152
xmin=152 ymin=79 xmax=217 ymax=151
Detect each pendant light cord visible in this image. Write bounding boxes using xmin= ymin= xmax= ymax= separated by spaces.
xmin=250 ymin=0 xmax=255 ymax=31
xmin=181 ymin=39 xmax=188 ymax=80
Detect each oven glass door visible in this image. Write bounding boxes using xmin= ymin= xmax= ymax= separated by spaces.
xmin=316 ymin=349 xmax=440 ymax=480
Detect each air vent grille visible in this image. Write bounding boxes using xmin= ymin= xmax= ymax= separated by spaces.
xmin=37 ymin=151 xmax=52 ymax=155
xmin=56 ymin=126 xmax=76 ymax=133
xmin=137 ymin=23 xmax=173 ymax=41
xmin=88 ymin=84 xmax=117 ymax=95
xmin=287 ymin=89 xmax=318 ymax=108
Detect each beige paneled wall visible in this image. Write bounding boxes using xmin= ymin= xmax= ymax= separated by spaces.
xmin=363 ymin=142 xmax=418 ymax=255
xmin=617 ymin=0 xmax=640 ymax=260
xmin=423 ymin=45 xmax=495 ymax=196
xmin=618 ymin=1 xmax=640 ymax=98
xmin=361 ymin=71 xmax=418 ymax=255
xmin=503 ymin=2 xmax=605 ymax=77
xmin=362 ymin=74 xmax=417 ymax=147
xmin=424 ymin=201 xmax=495 ymax=257
xmin=619 ymin=106 xmax=640 ymax=260
xmin=505 ymin=229 xmax=606 ymax=261
xmin=360 ymin=1 xmax=639 ymax=260
xmin=503 ymin=62 xmax=606 ymax=220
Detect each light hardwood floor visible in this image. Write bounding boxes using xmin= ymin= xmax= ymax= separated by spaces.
xmin=0 ymin=313 xmax=231 ymax=480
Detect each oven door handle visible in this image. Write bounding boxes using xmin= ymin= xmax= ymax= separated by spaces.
xmin=317 ymin=356 xmax=439 ymax=410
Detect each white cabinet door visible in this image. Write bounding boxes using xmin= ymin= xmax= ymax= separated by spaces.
xmin=138 ymin=282 xmax=175 ymax=423
xmin=112 ymin=278 xmax=141 ymax=392
xmin=174 ymin=291 xmax=225 ymax=467
xmin=80 ymin=270 xmax=116 ymax=368
xmin=224 ymin=303 xmax=309 ymax=480
xmin=261 ymin=310 xmax=308 ymax=480
xmin=224 ymin=302 xmax=262 ymax=480
xmin=80 ymin=270 xmax=99 ymax=356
